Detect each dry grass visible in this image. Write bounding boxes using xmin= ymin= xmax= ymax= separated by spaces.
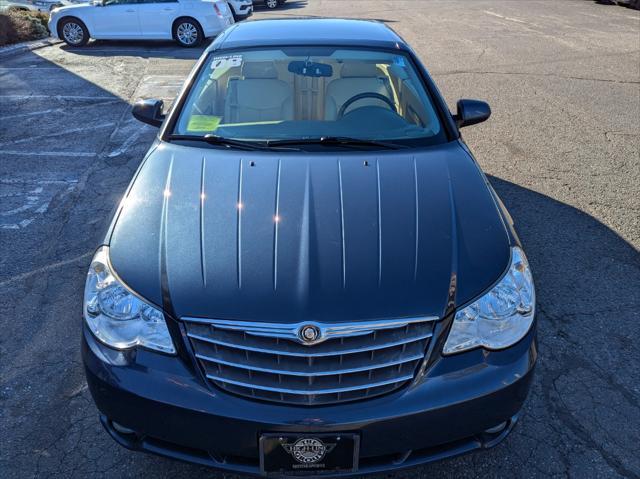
xmin=0 ymin=10 xmax=50 ymax=47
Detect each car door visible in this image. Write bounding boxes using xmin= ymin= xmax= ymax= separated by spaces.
xmin=92 ymin=0 xmax=141 ymax=39
xmin=137 ymin=0 xmax=179 ymax=38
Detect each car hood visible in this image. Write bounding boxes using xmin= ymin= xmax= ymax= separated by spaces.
xmin=108 ymin=141 xmax=510 ymax=322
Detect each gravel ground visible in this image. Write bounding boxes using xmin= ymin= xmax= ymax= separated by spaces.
xmin=1 ymin=1 xmax=639 ymax=478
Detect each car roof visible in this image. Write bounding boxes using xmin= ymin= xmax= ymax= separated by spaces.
xmin=209 ymin=18 xmax=409 ymax=52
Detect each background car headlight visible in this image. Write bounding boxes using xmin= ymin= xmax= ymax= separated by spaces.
xmin=83 ymin=246 xmax=176 ymax=354
xmin=443 ymin=246 xmax=535 ymax=354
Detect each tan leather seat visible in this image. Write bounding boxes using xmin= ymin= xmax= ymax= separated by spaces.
xmin=224 ymin=62 xmax=294 ymax=123
xmin=324 ymin=63 xmax=393 ymax=120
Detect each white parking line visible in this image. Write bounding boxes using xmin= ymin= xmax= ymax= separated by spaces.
xmin=72 ymin=48 xmax=183 ymax=54
xmin=0 ymin=67 xmax=63 ymax=71
xmin=0 ymin=251 xmax=92 ymax=288
xmin=0 ymin=94 xmax=118 ymax=101
xmin=0 ymin=100 xmax=120 ymax=121
xmin=0 ymin=180 xmax=77 ymax=230
xmin=0 ymin=122 xmax=116 ymax=147
xmin=484 ymin=10 xmax=526 ymax=23
xmin=0 ymin=150 xmax=97 ymax=157
xmin=483 ymin=10 xmax=540 ymax=27
xmin=1 ymin=186 xmax=42 ymax=217
xmin=0 ymin=108 xmax=61 ymax=120
xmin=0 ymin=178 xmax=79 ymax=185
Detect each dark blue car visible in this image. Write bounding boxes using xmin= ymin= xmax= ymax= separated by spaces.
xmin=82 ymin=18 xmax=537 ymax=477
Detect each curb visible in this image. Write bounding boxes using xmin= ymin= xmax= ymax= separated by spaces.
xmin=0 ymin=37 xmax=62 ymax=58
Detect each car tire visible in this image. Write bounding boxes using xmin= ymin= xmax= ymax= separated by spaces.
xmin=58 ymin=17 xmax=89 ymax=47
xmin=173 ymin=17 xmax=204 ymax=48
xmin=265 ymin=0 xmax=278 ymax=9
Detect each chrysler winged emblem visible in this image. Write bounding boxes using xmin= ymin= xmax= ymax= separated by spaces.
xmin=299 ymin=324 xmax=321 ymax=344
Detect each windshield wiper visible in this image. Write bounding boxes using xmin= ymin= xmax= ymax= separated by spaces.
xmin=265 ymin=136 xmax=408 ymax=150
xmin=167 ymin=134 xmax=271 ymax=151
xmin=168 ymin=134 xmax=405 ymax=151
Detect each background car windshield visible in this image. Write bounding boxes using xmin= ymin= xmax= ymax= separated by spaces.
xmin=173 ymin=47 xmax=446 ymax=144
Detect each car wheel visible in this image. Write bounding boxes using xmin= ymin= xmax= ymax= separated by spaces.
xmin=265 ymin=0 xmax=278 ymax=9
xmin=59 ymin=18 xmax=89 ymax=47
xmin=173 ymin=18 xmax=203 ymax=48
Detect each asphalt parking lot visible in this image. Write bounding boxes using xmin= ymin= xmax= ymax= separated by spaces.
xmin=1 ymin=1 xmax=639 ymax=477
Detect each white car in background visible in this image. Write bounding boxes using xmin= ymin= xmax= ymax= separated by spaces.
xmin=253 ymin=0 xmax=286 ymax=9
xmin=0 ymin=0 xmax=68 ymax=12
xmin=226 ymin=0 xmax=252 ymax=20
xmin=48 ymin=0 xmax=234 ymax=48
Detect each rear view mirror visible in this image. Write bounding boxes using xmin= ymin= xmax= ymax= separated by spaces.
xmin=132 ymin=99 xmax=165 ymax=127
xmin=454 ymin=99 xmax=491 ymax=128
xmin=288 ymin=61 xmax=333 ymax=78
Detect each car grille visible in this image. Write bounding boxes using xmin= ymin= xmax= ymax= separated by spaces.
xmin=182 ymin=316 xmax=436 ymax=405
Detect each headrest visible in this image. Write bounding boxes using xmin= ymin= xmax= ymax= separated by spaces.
xmin=242 ymin=62 xmax=278 ymax=79
xmin=340 ymin=63 xmax=380 ymax=78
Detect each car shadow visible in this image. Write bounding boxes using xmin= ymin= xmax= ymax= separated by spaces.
xmin=253 ymin=0 xmax=309 ymax=13
xmin=59 ymin=39 xmax=211 ymax=59
xmin=590 ymin=0 xmax=638 ymax=8
xmin=487 ymin=175 xmax=639 ymax=317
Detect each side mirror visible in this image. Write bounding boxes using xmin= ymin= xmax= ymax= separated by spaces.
xmin=454 ymin=99 xmax=491 ymax=128
xmin=132 ymin=99 xmax=165 ymax=127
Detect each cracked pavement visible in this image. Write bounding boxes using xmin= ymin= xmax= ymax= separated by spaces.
xmin=1 ymin=0 xmax=639 ymax=477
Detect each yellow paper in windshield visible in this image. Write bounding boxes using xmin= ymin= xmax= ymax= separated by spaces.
xmin=187 ymin=115 xmax=221 ymax=132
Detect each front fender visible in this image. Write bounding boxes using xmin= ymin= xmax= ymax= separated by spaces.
xmin=52 ymin=7 xmax=96 ymax=35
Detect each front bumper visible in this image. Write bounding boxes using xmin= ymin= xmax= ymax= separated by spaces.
xmin=47 ymin=15 xmax=59 ymax=39
xmin=202 ymin=14 xmax=234 ymax=37
xmin=83 ymin=323 xmax=536 ymax=476
xmin=234 ymin=3 xmax=253 ymax=18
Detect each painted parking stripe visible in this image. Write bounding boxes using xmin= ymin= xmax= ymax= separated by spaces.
xmin=0 ymin=94 xmax=118 ymax=101
xmin=0 ymin=100 xmax=121 ymax=121
xmin=0 ymin=150 xmax=97 ymax=157
xmin=0 ymin=122 xmax=116 ymax=147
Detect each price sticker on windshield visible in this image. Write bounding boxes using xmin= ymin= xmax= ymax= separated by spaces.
xmin=211 ymin=55 xmax=243 ymax=70
xmin=187 ymin=115 xmax=221 ymax=132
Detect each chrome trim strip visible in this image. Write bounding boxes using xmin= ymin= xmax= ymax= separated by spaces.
xmin=195 ymin=352 xmax=425 ymax=377
xmin=182 ymin=315 xmax=438 ymax=346
xmin=187 ymin=331 xmax=433 ymax=357
xmin=206 ymin=373 xmax=415 ymax=395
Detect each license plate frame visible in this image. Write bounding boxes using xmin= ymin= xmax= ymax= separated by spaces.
xmin=259 ymin=433 xmax=359 ymax=476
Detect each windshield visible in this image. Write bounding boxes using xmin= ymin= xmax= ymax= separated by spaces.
xmin=172 ymin=47 xmax=446 ymax=146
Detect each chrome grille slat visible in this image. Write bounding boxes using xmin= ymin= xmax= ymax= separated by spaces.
xmin=195 ymin=352 xmax=425 ymax=377
xmin=186 ymin=331 xmax=432 ymax=357
xmin=183 ymin=316 xmax=436 ymax=405
xmin=204 ymin=373 xmax=416 ymax=395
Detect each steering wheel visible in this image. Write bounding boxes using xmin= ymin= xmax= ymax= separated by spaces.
xmin=338 ymin=92 xmax=396 ymax=119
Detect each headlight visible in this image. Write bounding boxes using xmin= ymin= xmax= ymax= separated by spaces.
xmin=443 ymin=247 xmax=535 ymax=354
xmin=83 ymin=246 xmax=176 ymax=354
